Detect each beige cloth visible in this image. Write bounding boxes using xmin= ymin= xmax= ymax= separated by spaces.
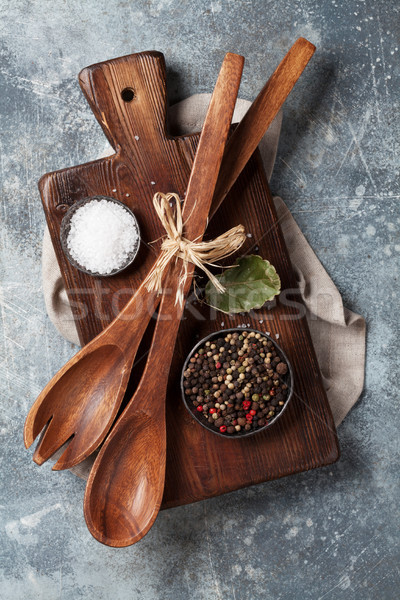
xmin=42 ymin=95 xmax=366 ymax=476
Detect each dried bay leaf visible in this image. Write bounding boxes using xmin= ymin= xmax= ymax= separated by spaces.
xmin=205 ymin=255 xmax=281 ymax=314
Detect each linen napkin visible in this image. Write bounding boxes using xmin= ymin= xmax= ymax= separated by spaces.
xmin=42 ymin=94 xmax=365 ymax=481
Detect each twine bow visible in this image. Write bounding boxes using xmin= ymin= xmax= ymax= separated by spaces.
xmin=143 ymin=192 xmax=246 ymax=306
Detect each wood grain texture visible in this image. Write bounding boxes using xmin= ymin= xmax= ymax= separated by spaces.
xmin=26 ymin=40 xmax=315 ymax=471
xmin=83 ymin=52 xmax=244 ymax=546
xmin=41 ymin=51 xmax=199 ymax=342
xmin=40 ymin=49 xmax=339 ymax=510
xmin=25 ymin=52 xmax=246 ymax=473
xmin=28 ymin=40 xmax=307 ymax=471
xmin=26 ymin=52 xmax=199 ymax=468
xmin=163 ymin=152 xmax=340 ymax=506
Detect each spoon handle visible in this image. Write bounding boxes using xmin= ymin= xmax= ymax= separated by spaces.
xmin=119 ymin=261 xmax=195 ymax=415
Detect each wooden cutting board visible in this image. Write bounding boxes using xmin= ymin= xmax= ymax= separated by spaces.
xmin=41 ymin=51 xmax=339 ymax=509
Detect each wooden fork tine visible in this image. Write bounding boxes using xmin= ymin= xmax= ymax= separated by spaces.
xmin=32 ymin=417 xmax=75 ymax=466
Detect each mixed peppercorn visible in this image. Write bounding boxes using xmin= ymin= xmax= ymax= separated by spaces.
xmin=182 ymin=329 xmax=290 ymax=436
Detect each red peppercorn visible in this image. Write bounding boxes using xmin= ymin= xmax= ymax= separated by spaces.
xmin=250 ymin=409 xmax=257 ymax=416
xmin=246 ymin=414 xmax=253 ymax=421
xmin=196 ymin=405 xmax=204 ymax=412
xmin=270 ymin=389 xmax=275 ymax=396
xmin=243 ymin=400 xmax=251 ymax=409
xmin=209 ymin=408 xmax=217 ymax=414
xmin=219 ymin=425 xmax=227 ymax=433
xmin=216 ymin=362 xmax=222 ymax=369
xmin=232 ymin=419 xmax=238 ymax=426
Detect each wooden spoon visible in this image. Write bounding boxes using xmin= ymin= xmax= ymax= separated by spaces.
xmin=24 ymin=38 xmax=315 ymax=470
xmin=83 ymin=51 xmax=244 ymax=546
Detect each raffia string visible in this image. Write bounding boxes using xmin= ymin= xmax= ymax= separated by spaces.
xmin=143 ymin=192 xmax=246 ymax=306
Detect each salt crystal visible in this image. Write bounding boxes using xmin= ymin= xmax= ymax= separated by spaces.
xmin=151 ymin=181 xmax=156 ymax=185
xmin=112 ymin=188 xmax=117 ymax=193
xmin=275 ymin=333 xmax=280 ymax=339
xmin=246 ymin=233 xmax=252 ymax=238
xmin=66 ymin=199 xmax=139 ymax=275
xmin=134 ymin=135 xmax=140 ymax=141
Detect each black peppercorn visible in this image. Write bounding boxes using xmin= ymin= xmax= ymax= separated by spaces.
xmin=183 ymin=330 xmax=290 ymax=436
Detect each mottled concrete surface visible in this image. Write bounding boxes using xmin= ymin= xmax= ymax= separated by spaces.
xmin=1 ymin=1 xmax=399 ymax=598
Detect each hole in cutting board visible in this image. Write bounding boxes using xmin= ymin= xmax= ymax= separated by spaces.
xmin=121 ymin=87 xmax=135 ymax=102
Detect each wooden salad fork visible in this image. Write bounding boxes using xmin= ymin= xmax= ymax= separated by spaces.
xmin=24 ymin=38 xmax=315 ymax=471
xmin=83 ymin=51 xmax=244 ymax=546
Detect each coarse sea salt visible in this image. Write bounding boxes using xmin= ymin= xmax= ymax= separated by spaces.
xmin=66 ymin=199 xmax=139 ymax=275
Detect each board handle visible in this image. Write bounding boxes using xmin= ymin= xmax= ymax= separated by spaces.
xmin=79 ymin=51 xmax=169 ymax=160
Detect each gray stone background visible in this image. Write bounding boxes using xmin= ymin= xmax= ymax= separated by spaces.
xmin=1 ymin=0 xmax=399 ymax=598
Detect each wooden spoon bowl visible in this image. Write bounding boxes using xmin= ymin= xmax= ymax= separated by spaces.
xmin=84 ymin=411 xmax=164 ymax=546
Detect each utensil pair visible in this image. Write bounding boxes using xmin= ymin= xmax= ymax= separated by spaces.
xmin=24 ymin=39 xmax=316 ymax=546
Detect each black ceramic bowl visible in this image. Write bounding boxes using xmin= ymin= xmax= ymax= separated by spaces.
xmin=181 ymin=328 xmax=294 ymax=438
xmin=60 ymin=195 xmax=141 ymax=277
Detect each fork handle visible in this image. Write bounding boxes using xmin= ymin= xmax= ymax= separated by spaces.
xmin=125 ymin=261 xmax=194 ymax=414
xmin=211 ymin=38 xmax=315 ymax=216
